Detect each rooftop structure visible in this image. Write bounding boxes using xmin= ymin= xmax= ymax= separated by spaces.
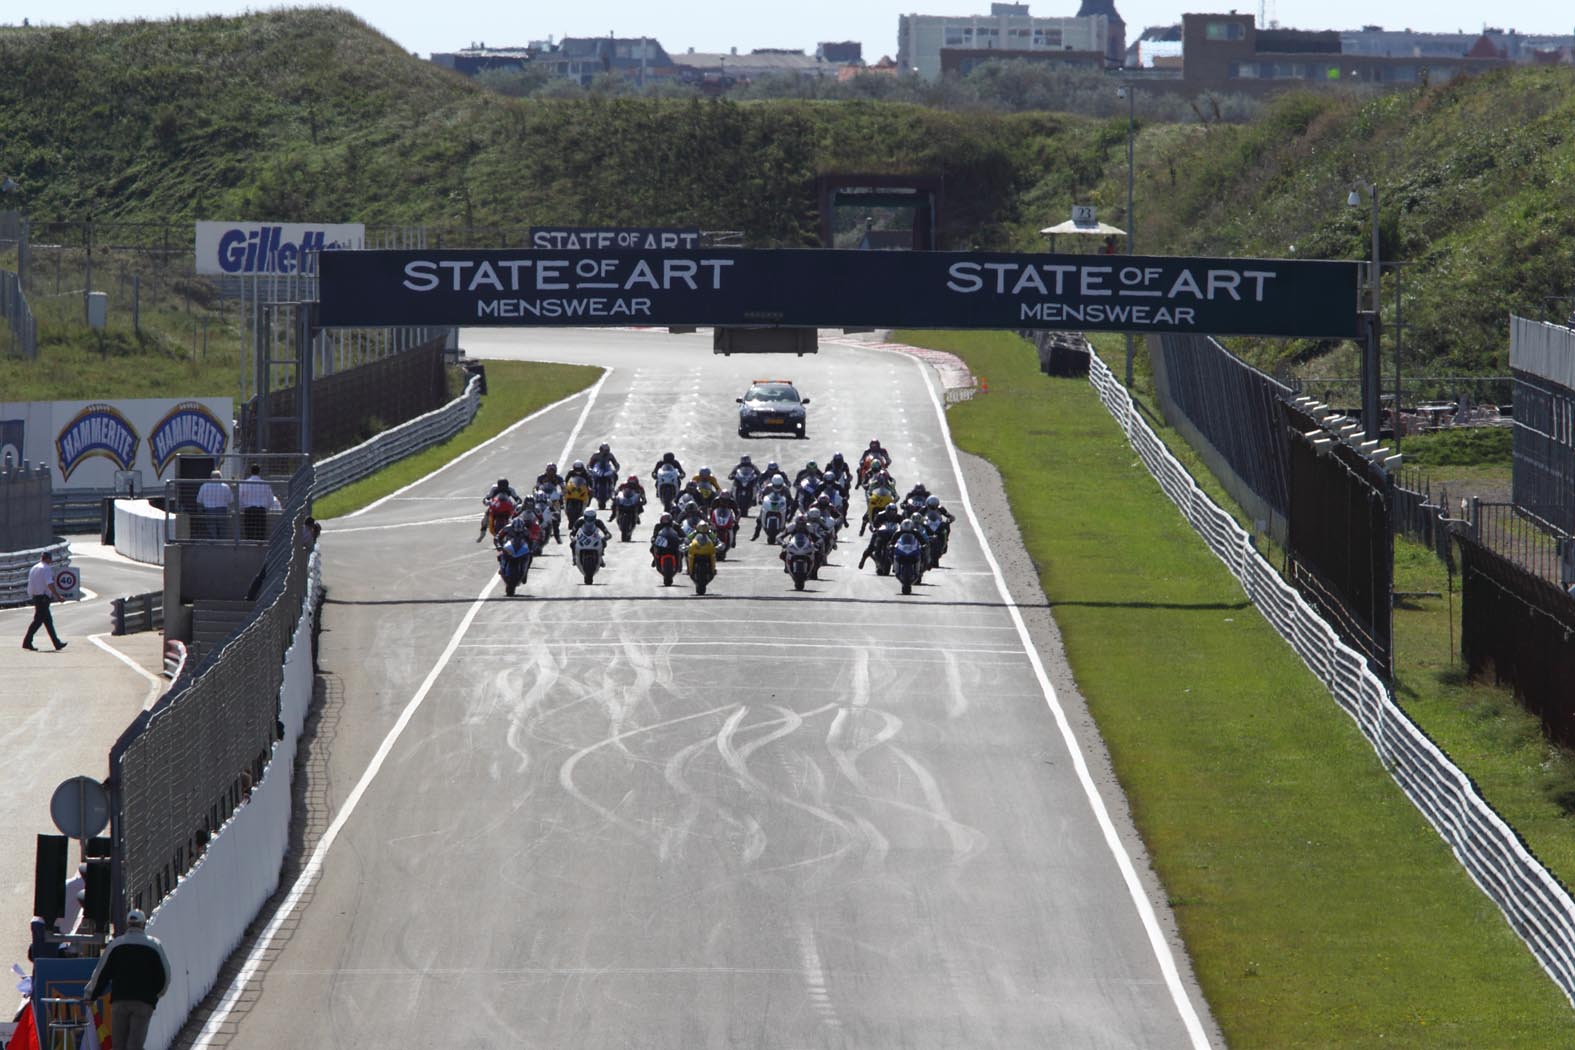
xmin=897 ymin=5 xmax=1114 ymax=79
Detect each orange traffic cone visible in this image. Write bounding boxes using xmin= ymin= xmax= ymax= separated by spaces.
xmin=979 ymin=377 xmax=989 ymax=394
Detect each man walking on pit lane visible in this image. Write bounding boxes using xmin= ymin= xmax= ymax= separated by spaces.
xmin=21 ymin=550 xmax=66 ymax=651
xmin=85 ymin=909 xmax=171 ymax=1050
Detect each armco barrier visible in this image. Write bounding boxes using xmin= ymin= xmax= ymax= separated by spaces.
xmin=141 ymin=550 xmax=319 ymax=1050
xmin=311 ymin=373 xmax=481 ymax=498
xmin=0 ymin=540 xmax=73 ymax=606
xmin=1082 ymin=343 xmax=1575 ymax=1004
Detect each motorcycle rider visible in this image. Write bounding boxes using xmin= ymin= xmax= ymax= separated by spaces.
xmin=566 ymin=459 xmax=593 ymax=488
xmin=676 ymin=497 xmax=707 ymax=536
xmin=535 ymin=463 xmax=563 ymax=490
xmin=651 ymin=451 xmax=687 ymax=483
xmin=901 ymin=482 xmax=932 ymax=516
xmin=477 ymin=477 xmax=522 ymax=542
xmin=752 ymin=476 xmax=792 ymax=541
xmin=857 ymin=511 xmax=900 ymax=569
xmin=794 ymin=460 xmax=824 ymax=488
xmin=813 ymin=492 xmax=846 ymax=532
xmin=780 ymin=512 xmax=822 ymax=577
xmin=616 ymin=474 xmax=647 ymax=510
xmin=686 ymin=521 xmax=720 ymax=577
xmin=759 ymin=459 xmax=790 ymax=491
xmin=649 ymin=512 xmax=685 ymax=567
xmin=684 ymin=466 xmax=722 ymax=507
xmin=588 ymin=442 xmax=621 ymax=474
xmin=924 ymin=494 xmax=957 ymax=526
xmin=858 ymin=439 xmax=892 ymax=487
xmin=728 ymin=455 xmax=760 ymax=502
xmin=823 ymin=452 xmax=853 ymax=490
xmin=499 ymin=508 xmax=540 ymax=552
xmin=573 ymin=507 xmax=613 ymax=566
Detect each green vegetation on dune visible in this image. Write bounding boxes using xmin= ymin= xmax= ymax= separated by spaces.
xmin=310 ymin=360 xmax=601 ymax=520
xmin=900 ymin=329 xmax=1575 ymax=1046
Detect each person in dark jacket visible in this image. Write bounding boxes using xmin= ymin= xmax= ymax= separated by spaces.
xmin=86 ymin=909 xmax=171 ymax=1050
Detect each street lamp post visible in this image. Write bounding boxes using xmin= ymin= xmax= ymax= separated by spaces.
xmin=1349 ymin=180 xmax=1382 ymax=440
xmin=1118 ymin=84 xmax=1136 ymax=387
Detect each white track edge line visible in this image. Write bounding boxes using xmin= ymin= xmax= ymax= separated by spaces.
xmin=193 ymin=368 xmax=611 ymax=1047
xmin=88 ymin=633 xmax=164 ymax=710
xmin=339 ymin=376 xmax=604 ymax=519
xmin=889 ymin=344 xmax=1214 ymax=1049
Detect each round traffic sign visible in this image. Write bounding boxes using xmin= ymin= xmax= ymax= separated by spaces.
xmin=50 ymin=776 xmax=110 ymax=839
xmin=54 ymin=568 xmax=79 ymax=593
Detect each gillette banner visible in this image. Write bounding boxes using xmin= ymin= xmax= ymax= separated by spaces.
xmin=195 ymin=221 xmax=365 ymax=276
xmin=0 ymin=398 xmax=232 ymax=490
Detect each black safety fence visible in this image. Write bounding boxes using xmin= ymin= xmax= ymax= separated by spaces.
xmin=1458 ymin=530 xmax=1575 ymax=749
xmin=1467 ymin=500 xmax=1574 ymax=589
xmin=1149 ymin=333 xmax=1293 ymax=542
xmin=1283 ymin=399 xmax=1394 ymax=677
xmin=1512 ymin=370 xmax=1575 ymax=537
xmin=1391 ymin=468 xmax=1452 ymax=560
xmin=107 ymin=461 xmax=314 ymax=922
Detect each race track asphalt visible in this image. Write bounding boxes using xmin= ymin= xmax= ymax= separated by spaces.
xmin=199 ymin=329 xmax=1215 ymax=1049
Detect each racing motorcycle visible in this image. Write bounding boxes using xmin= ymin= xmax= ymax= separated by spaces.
xmin=731 ymin=466 xmax=759 ymax=515
xmin=795 ymin=474 xmax=821 ymax=512
xmin=571 ymin=522 xmax=605 ymax=585
xmin=781 ymin=530 xmax=817 ymax=591
xmin=564 ymin=476 xmax=591 ymax=530
xmin=923 ymin=508 xmax=952 ymax=568
xmin=892 ymin=528 xmax=927 ymax=595
xmin=863 ymin=481 xmax=896 ymax=535
xmin=613 ymin=487 xmax=643 ymax=542
xmin=868 ymin=519 xmax=898 ymax=576
xmin=590 ymin=461 xmax=618 ymax=509
xmin=535 ymin=482 xmax=564 ymax=544
xmin=652 ymin=530 xmax=683 ymax=587
xmin=655 ymin=463 xmax=683 ymax=511
xmin=710 ymin=504 xmax=740 ymax=558
xmin=756 ymin=488 xmax=790 ymax=545
xmin=497 ymin=529 xmax=535 ymax=596
xmin=483 ymin=495 xmax=517 ymax=545
xmin=689 ymin=545 xmax=717 ymax=596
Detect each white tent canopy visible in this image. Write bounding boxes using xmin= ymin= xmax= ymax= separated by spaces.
xmin=1039 ymin=219 xmax=1126 ymax=236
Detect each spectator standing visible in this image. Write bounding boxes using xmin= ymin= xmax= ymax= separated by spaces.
xmin=237 ymin=464 xmax=277 ymax=540
xmin=85 ymin=909 xmax=170 ymax=1050
xmin=22 ymin=551 xmax=66 ymax=651
xmin=195 ymin=469 xmax=233 ymax=539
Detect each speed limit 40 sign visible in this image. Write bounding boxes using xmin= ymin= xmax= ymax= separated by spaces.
xmin=53 ymin=565 xmax=82 ymax=600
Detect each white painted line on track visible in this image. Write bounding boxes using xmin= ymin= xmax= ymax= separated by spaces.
xmin=88 ymin=633 xmax=165 ymax=710
xmin=324 ymin=515 xmax=476 ymax=535
xmin=193 ymin=369 xmax=612 ymax=1049
xmin=467 ymin=616 xmax=1019 ymax=631
xmin=887 ymin=345 xmax=1214 ymax=1049
xmin=458 ymin=640 xmax=1023 ymax=656
xmin=338 ymin=376 xmax=607 ymax=520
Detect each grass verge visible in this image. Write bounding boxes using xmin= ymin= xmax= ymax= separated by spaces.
xmin=310 ymin=361 xmax=602 ymax=520
xmin=896 ymin=328 xmax=1574 ymax=1047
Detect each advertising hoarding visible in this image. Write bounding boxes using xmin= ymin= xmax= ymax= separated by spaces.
xmin=0 ymin=398 xmax=233 ymax=491
xmin=319 ymin=248 xmax=1362 ymax=338
xmin=195 ymin=221 xmax=365 ymax=276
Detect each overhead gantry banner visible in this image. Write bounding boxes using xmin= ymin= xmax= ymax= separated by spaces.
xmin=318 ymin=248 xmax=1361 ymax=338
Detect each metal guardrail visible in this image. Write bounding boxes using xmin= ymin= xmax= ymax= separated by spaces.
xmin=111 ymin=591 xmax=164 ymax=635
xmin=0 ymin=266 xmax=37 ymax=359
xmin=52 ymin=490 xmax=113 ymax=535
xmin=0 ymin=540 xmax=73 ymax=606
xmin=312 ymin=373 xmax=481 ymax=497
xmin=1083 ymin=341 xmax=1575 ymax=1006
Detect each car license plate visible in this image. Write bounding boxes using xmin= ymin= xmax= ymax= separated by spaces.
xmin=767 ymin=417 xmax=785 ymax=424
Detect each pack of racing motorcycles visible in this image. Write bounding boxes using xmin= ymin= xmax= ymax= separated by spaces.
xmin=476 ymin=440 xmax=958 ymax=597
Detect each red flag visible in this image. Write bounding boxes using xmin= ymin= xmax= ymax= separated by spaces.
xmin=8 ymin=1001 xmax=40 ymax=1050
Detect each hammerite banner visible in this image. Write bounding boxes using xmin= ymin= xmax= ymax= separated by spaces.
xmin=318 ymin=249 xmax=1362 ymax=338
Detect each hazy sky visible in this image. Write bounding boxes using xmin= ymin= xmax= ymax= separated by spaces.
xmin=15 ymin=2 xmax=1572 ymax=58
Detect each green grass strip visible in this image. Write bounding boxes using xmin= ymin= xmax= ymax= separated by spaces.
xmin=311 ymin=360 xmax=602 ymax=520
xmin=897 ymin=329 xmax=1573 ymax=1047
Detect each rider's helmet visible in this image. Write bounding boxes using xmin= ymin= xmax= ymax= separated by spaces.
xmin=794 ymin=512 xmax=808 ymax=524
xmin=805 ymin=461 xmax=819 ymax=471
xmin=599 ymin=443 xmax=610 ymax=454
xmin=659 ymin=512 xmax=673 ymax=524
xmin=583 ymin=508 xmax=598 ymax=522
xmin=925 ymin=495 xmax=941 ymax=509
xmin=772 ymin=476 xmax=788 ymax=489
xmin=830 ymin=452 xmax=845 ymax=465
xmin=662 ymin=451 xmax=677 ymax=464
xmin=807 ymin=508 xmax=822 ymax=523
xmin=766 ymin=460 xmax=780 ymax=472
xmin=900 ymin=519 xmax=915 ymax=532
xmin=740 ymin=454 xmax=753 ymax=465
xmin=627 ymin=475 xmax=639 ymax=484
xmin=545 ymin=462 xmax=558 ymax=474
xmin=497 ymin=478 xmax=509 ymax=490
xmin=816 ymin=493 xmax=832 ymax=507
xmin=573 ymin=459 xmax=585 ymax=470
xmin=699 ymin=466 xmax=713 ymax=478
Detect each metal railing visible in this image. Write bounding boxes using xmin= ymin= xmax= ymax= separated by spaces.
xmin=312 ymin=373 xmax=481 ymax=497
xmin=0 ymin=266 xmax=37 ymax=359
xmin=160 ymin=454 xmax=308 ymax=546
xmin=0 ymin=540 xmax=73 ymax=607
xmin=1083 ymin=339 xmax=1575 ymax=1006
xmin=1466 ymin=499 xmax=1575 ymax=588
xmin=111 ymin=591 xmax=164 ymax=635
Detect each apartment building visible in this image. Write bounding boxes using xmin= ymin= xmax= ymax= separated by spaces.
xmin=897 ymin=3 xmax=1114 ymax=79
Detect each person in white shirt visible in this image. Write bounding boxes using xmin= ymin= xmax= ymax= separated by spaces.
xmin=237 ymin=464 xmax=278 ymax=540
xmin=195 ymin=469 xmax=234 ymax=539
xmin=22 ymin=551 xmax=66 ymax=651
